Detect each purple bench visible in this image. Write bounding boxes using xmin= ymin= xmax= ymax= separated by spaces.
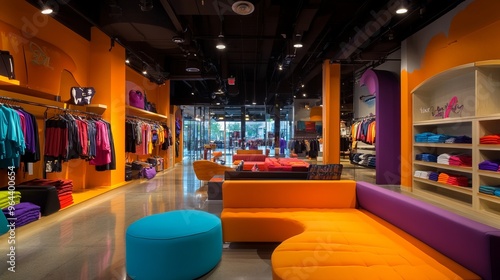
xmin=356 ymin=181 xmax=500 ymax=280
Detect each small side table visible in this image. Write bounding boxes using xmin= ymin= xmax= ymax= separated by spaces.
xmin=208 ymin=175 xmax=224 ymax=200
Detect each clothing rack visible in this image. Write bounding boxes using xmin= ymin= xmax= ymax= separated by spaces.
xmin=0 ymin=96 xmax=101 ymax=118
xmin=352 ymin=113 xmax=376 ymax=121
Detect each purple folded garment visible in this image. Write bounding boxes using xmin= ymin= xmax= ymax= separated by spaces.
xmin=15 ymin=212 xmax=41 ymax=224
xmin=2 ymin=202 xmax=41 ymax=217
xmin=479 ymin=160 xmax=500 ymax=171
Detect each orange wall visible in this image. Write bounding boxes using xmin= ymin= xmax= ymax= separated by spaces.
xmin=401 ymin=0 xmax=500 ymax=186
xmin=0 ymin=0 xmax=90 ymax=90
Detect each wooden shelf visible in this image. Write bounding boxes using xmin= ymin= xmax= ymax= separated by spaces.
xmin=85 ymin=104 xmax=107 ymax=115
xmin=413 ymin=177 xmax=473 ymax=195
xmin=477 ymin=192 xmax=500 ymax=203
xmin=413 ymin=161 xmax=472 ymax=173
xmin=478 ymin=170 xmax=500 ymax=179
xmin=477 ymin=144 xmax=500 ymax=151
xmin=413 ymin=117 xmax=474 ymax=126
xmin=413 ymin=143 xmax=472 ymax=149
xmin=126 ymin=105 xmax=167 ymax=120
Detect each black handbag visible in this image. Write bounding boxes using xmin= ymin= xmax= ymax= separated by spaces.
xmin=0 ymin=50 xmax=15 ymax=79
xmin=71 ymin=87 xmax=96 ymax=105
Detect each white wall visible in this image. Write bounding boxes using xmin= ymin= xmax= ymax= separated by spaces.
xmin=353 ymin=49 xmax=401 ymax=119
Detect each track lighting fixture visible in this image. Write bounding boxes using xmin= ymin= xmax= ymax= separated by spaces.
xmin=216 ymin=34 xmax=226 ymax=50
xmin=125 ymin=58 xmax=130 ymax=64
xmin=293 ymin=33 xmax=303 ymax=48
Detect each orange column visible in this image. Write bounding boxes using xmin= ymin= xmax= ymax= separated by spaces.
xmin=86 ymin=27 xmax=126 ymax=188
xmin=322 ymin=61 xmax=341 ymax=164
xmin=400 ymin=70 xmax=412 ymax=189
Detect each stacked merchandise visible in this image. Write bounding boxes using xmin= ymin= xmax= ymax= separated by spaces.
xmin=448 ymin=154 xmax=472 ymax=167
xmin=478 ymin=160 xmax=500 ymax=172
xmin=437 ymin=153 xmax=451 ymax=165
xmin=414 ymin=170 xmax=431 ymax=179
xmin=480 ymin=134 xmax=500 ymax=144
xmin=445 ymin=135 xmax=472 ymax=143
xmin=415 ymin=153 xmax=437 ymax=162
xmin=20 ymin=179 xmax=74 ymax=209
xmin=479 ymin=185 xmax=500 ymax=197
xmin=415 ymin=132 xmax=472 ymax=144
xmin=427 ymin=134 xmax=449 ymax=143
xmin=350 ymin=153 xmax=376 ymax=168
xmin=0 ymin=191 xmax=21 ymax=208
xmin=2 ymin=202 xmax=40 ymax=227
xmin=414 ymin=132 xmax=435 ymax=143
xmin=428 ymin=171 xmax=439 ymax=181
xmin=437 ymin=172 xmax=469 ymax=187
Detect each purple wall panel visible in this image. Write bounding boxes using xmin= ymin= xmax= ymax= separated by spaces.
xmin=360 ymin=69 xmax=401 ymax=184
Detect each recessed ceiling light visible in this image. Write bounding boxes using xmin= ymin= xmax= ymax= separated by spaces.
xmin=232 ymin=1 xmax=255 ymax=16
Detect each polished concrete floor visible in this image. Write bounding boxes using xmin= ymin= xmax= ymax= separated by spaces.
xmin=0 ymin=158 xmax=495 ymax=280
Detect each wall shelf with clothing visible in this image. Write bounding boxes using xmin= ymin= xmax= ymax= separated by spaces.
xmin=412 ymin=60 xmax=500 ymax=220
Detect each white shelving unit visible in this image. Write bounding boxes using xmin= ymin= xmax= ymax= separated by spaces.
xmin=412 ymin=60 xmax=500 ymax=219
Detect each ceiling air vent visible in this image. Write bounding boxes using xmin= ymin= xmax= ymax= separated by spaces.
xmin=232 ymin=1 xmax=255 ymax=16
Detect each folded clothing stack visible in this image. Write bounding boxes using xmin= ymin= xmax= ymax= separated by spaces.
xmin=445 ymin=135 xmax=472 ymax=143
xmin=429 ymin=171 xmax=439 ymax=181
xmin=0 ymin=191 xmax=21 ymax=209
xmin=479 ymin=185 xmax=500 ymax=197
xmin=2 ymin=202 xmax=41 ymax=227
xmin=437 ymin=172 xmax=469 ymax=187
xmin=427 ymin=134 xmax=449 ymax=143
xmin=414 ymin=132 xmax=436 ymax=143
xmin=414 ymin=170 xmax=431 ymax=179
xmin=478 ymin=160 xmax=500 ymax=172
xmin=448 ymin=154 xmax=472 ymax=167
xmin=480 ymin=134 xmax=500 ymax=144
xmin=20 ymin=179 xmax=74 ymax=209
xmin=415 ymin=153 xmax=437 ymax=162
xmin=437 ymin=153 xmax=451 ymax=165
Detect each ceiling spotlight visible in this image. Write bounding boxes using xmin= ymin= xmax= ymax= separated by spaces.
xmin=396 ymin=7 xmax=408 ymax=14
xmin=39 ymin=1 xmax=53 ymax=14
xmin=252 ymin=101 xmax=256 ymax=105
xmin=216 ymin=34 xmax=226 ymax=50
xmin=302 ymin=93 xmax=307 ymax=97
xmin=185 ymin=55 xmax=201 ymax=72
xmin=301 ymin=84 xmax=305 ymax=88
xmin=278 ymin=64 xmax=283 ymax=71
xmin=232 ymin=1 xmax=255 ymax=16
xmin=191 ymin=92 xmax=195 ymax=95
xmin=125 ymin=58 xmax=130 ymax=64
xmin=139 ymin=0 xmax=153 ymax=11
xmin=396 ymin=1 xmax=408 ymax=14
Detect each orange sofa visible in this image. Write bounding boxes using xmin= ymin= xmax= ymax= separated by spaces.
xmin=221 ymin=180 xmax=500 ymax=280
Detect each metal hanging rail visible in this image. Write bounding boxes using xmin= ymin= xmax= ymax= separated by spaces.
xmin=0 ymin=96 xmax=101 ymax=118
xmin=126 ymin=114 xmax=167 ymax=124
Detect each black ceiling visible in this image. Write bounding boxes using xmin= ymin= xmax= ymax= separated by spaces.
xmin=29 ymin=0 xmax=465 ymax=109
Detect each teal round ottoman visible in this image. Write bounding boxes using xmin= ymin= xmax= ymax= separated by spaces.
xmin=126 ymin=209 xmax=222 ymax=280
